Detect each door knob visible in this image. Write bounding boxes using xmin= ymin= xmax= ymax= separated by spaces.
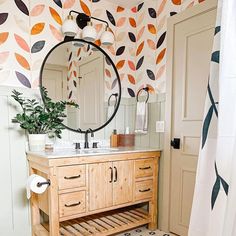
xmin=171 ymin=138 xmax=180 ymax=149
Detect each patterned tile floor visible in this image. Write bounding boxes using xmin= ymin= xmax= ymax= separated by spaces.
xmin=117 ymin=226 xmax=176 ymax=236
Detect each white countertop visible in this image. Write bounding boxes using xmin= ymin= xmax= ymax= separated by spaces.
xmin=27 ymin=147 xmax=161 ymax=159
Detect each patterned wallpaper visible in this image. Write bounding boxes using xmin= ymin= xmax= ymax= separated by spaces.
xmin=0 ymin=0 xmax=205 ymax=97
xmin=134 ymin=0 xmax=205 ymax=95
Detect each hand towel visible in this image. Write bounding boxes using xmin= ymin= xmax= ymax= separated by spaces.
xmin=135 ymin=101 xmax=148 ymax=134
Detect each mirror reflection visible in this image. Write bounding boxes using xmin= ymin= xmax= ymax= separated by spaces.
xmin=40 ymin=40 xmax=120 ymax=132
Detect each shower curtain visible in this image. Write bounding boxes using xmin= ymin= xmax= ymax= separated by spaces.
xmin=189 ymin=0 xmax=236 ymax=235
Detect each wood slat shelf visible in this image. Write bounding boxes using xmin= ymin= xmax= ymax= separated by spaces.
xmin=37 ymin=207 xmax=150 ymax=236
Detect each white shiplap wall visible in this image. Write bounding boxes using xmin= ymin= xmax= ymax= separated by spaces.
xmin=0 ymin=86 xmax=37 ymax=236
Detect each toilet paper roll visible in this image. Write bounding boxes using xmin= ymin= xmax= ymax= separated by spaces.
xmin=26 ymin=174 xmax=49 ymax=199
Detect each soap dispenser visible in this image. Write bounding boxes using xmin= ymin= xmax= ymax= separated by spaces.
xmin=110 ymin=129 xmax=118 ymax=147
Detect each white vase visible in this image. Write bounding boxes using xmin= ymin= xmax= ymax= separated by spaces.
xmin=28 ymin=134 xmax=46 ymax=152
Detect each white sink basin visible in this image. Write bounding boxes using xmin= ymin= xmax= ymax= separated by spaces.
xmin=50 ymin=147 xmax=120 ymax=156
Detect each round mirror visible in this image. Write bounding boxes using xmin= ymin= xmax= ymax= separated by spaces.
xmin=39 ymin=39 xmax=121 ymax=133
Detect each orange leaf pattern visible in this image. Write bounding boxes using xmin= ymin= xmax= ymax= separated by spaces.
xmin=146 ymin=84 xmax=155 ymax=93
xmin=117 ymin=6 xmax=124 ymax=12
xmin=31 ymin=23 xmax=45 ymax=35
xmin=49 ymin=7 xmax=62 ymax=25
xmin=147 ymin=39 xmax=156 ymax=50
xmin=80 ymin=0 xmax=91 ymax=16
xmin=129 ymin=18 xmax=136 ymax=28
xmin=128 ymin=74 xmax=136 ymax=84
xmin=148 ymin=24 xmax=157 ymax=34
xmin=136 ymin=41 xmax=144 ymax=56
xmin=172 ymin=0 xmax=181 ymax=5
xmin=0 ymin=32 xmax=9 ymax=45
xmin=156 ymin=48 xmax=166 ymax=64
xmin=116 ymin=60 xmax=125 ymax=70
xmin=14 ymin=34 xmax=30 ymax=52
xmin=15 ymin=53 xmax=30 ymax=70
xmin=128 ymin=61 xmax=135 ymax=71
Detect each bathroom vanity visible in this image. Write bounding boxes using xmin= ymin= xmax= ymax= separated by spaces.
xmin=27 ymin=148 xmax=160 ymax=236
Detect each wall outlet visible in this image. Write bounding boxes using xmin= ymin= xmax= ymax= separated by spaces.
xmin=156 ymin=121 xmax=165 ymax=133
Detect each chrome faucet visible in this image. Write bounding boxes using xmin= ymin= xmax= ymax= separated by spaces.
xmin=84 ymin=128 xmax=94 ymax=149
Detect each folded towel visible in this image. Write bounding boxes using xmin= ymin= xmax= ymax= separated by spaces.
xmin=107 ymin=105 xmax=115 ymax=120
xmin=135 ymin=101 xmax=148 ymax=134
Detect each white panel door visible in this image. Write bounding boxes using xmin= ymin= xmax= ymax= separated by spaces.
xmin=43 ymin=66 xmax=64 ymax=102
xmin=169 ymin=5 xmax=216 ymax=236
xmin=78 ymin=56 xmax=104 ymax=130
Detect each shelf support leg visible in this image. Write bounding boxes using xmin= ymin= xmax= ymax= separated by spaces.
xmin=29 ymin=165 xmax=41 ymax=236
xmin=148 ymin=158 xmax=158 ymax=230
xmin=48 ymin=167 xmax=60 ymax=236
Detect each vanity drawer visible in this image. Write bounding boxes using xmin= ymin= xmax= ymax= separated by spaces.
xmin=135 ymin=159 xmax=154 ymax=178
xmin=59 ymin=191 xmax=86 ymax=217
xmin=58 ymin=165 xmax=86 ymax=190
xmin=135 ymin=180 xmax=153 ymax=201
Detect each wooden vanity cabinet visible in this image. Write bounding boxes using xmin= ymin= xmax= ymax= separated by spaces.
xmin=89 ymin=160 xmax=134 ymax=211
xmin=27 ymin=151 xmax=160 ymax=236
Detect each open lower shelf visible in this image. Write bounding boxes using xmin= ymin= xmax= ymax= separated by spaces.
xmin=39 ymin=207 xmax=150 ymax=236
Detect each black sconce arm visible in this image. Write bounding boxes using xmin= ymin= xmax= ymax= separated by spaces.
xmin=69 ymin=10 xmax=109 ymax=28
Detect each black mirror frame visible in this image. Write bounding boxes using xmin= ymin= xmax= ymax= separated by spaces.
xmin=39 ymin=38 xmax=121 ymax=134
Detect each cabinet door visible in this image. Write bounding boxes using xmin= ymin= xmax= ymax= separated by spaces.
xmin=89 ymin=162 xmax=113 ymax=211
xmin=113 ymin=160 xmax=134 ymax=206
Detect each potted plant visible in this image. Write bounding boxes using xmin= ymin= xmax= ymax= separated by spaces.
xmin=11 ymin=87 xmax=78 ymax=151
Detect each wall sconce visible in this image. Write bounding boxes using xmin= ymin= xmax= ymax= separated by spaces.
xmin=62 ymin=10 xmax=114 ymax=46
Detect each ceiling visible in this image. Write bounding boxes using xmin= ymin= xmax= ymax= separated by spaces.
xmin=105 ymin=0 xmax=144 ymax=8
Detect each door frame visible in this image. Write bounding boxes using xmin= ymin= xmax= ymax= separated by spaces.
xmin=160 ymin=0 xmax=218 ymax=232
xmin=44 ymin=63 xmax=68 ymax=101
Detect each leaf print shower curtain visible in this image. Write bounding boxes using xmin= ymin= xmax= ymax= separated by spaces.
xmin=189 ymin=0 xmax=236 ymax=235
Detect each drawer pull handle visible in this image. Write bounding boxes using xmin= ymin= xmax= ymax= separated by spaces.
xmin=139 ymin=188 xmax=151 ymax=193
xmin=109 ymin=167 xmax=113 ymax=183
xmin=65 ymin=202 xmax=81 ymax=207
xmin=64 ymin=175 xmax=81 ymax=180
xmin=114 ymin=166 xmax=118 ymax=182
xmin=139 ymin=166 xmax=151 ymax=170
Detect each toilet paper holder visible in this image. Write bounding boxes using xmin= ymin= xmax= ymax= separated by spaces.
xmin=37 ymin=180 xmax=51 ymax=187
